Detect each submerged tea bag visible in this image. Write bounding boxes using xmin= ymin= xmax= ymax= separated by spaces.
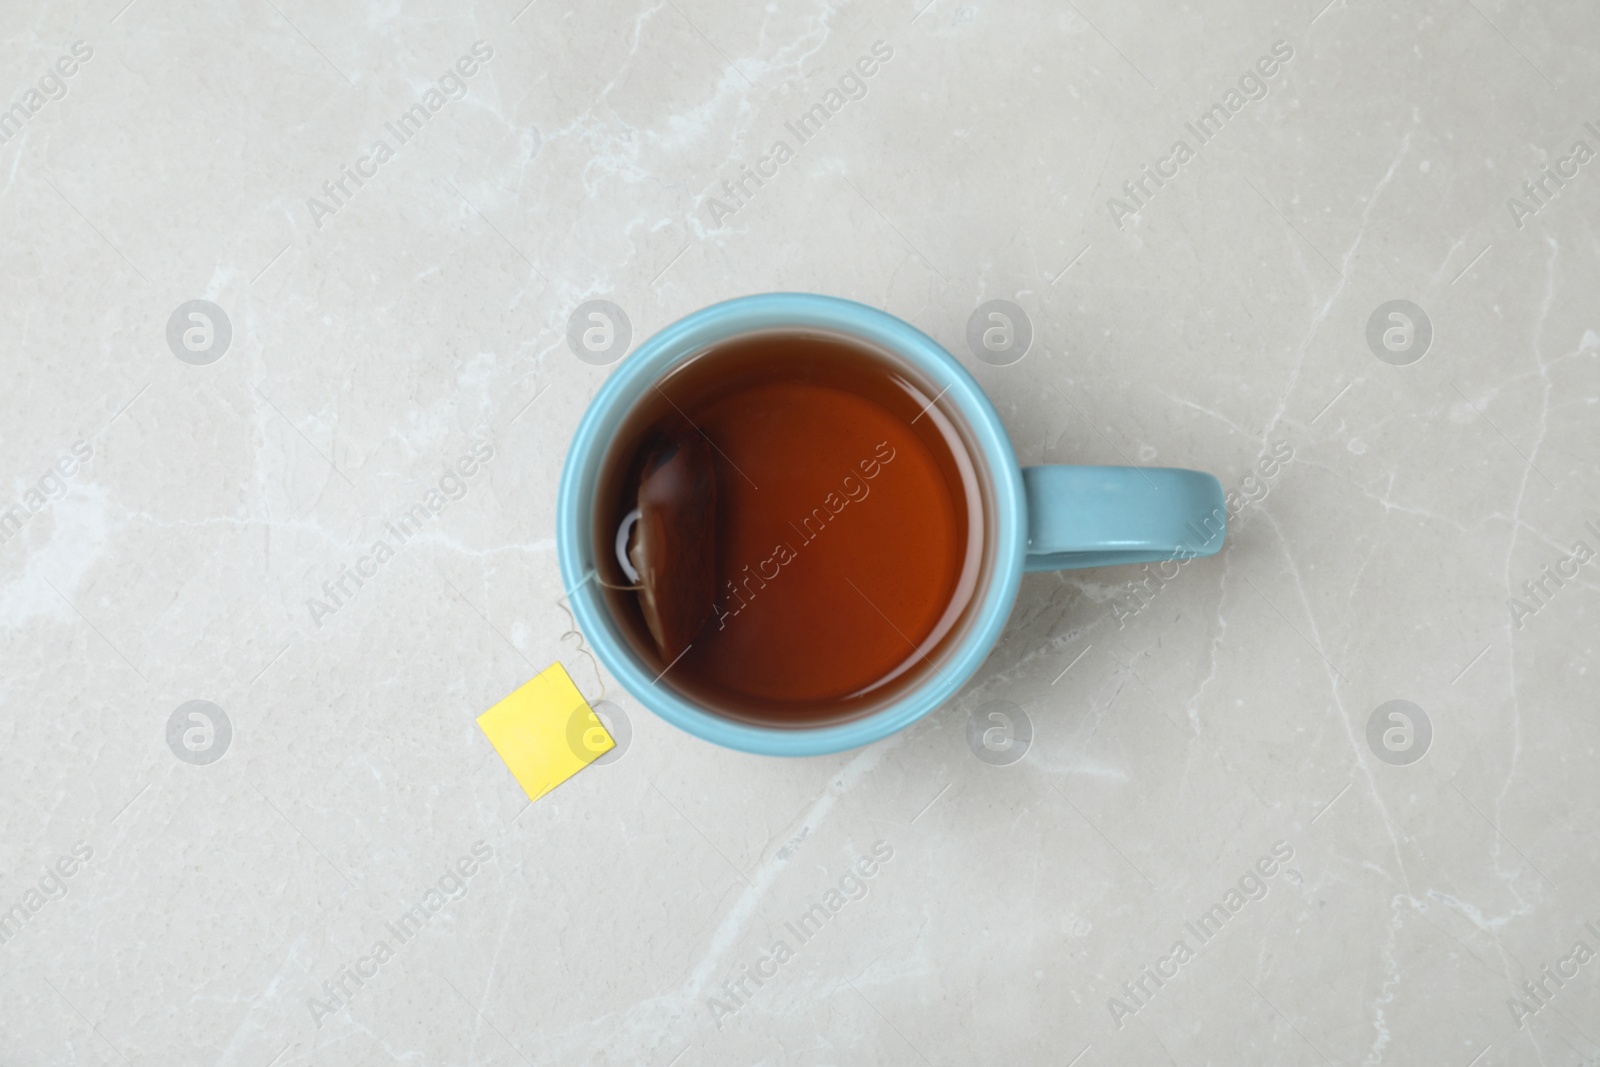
xmin=627 ymin=434 xmax=717 ymax=662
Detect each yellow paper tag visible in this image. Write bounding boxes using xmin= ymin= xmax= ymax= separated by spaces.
xmin=476 ymin=662 xmax=614 ymax=802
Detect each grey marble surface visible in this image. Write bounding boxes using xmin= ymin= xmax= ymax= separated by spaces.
xmin=3 ymin=0 xmax=1599 ymax=1064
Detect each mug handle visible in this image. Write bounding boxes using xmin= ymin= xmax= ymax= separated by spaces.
xmin=1022 ymin=466 xmax=1227 ymax=572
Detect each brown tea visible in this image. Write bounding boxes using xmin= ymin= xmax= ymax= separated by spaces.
xmin=594 ymin=329 xmax=988 ymax=726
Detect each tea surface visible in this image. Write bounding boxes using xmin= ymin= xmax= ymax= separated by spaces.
xmin=597 ymin=330 xmax=985 ymax=724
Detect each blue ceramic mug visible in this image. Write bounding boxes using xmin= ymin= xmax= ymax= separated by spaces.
xmin=557 ymin=294 xmax=1225 ymax=756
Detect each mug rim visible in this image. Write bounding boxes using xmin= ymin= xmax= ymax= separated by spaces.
xmin=556 ymin=292 xmax=1025 ymax=756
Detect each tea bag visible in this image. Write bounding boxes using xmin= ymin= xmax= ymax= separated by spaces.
xmin=626 ymin=434 xmax=717 ymax=662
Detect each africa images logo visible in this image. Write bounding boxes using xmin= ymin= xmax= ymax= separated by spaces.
xmin=0 ymin=843 xmax=95 ymax=947
xmin=304 ymin=440 xmax=494 ymax=627
xmin=706 ymin=841 xmax=894 ymax=1027
xmin=1105 ymin=841 xmax=1295 ymax=1029
xmin=1105 ymin=40 xmax=1294 ymax=229
xmin=305 ymin=41 xmax=495 ymax=229
xmin=305 ymin=842 xmax=495 ymax=1028
xmin=0 ymin=41 xmax=93 ymax=148
xmin=701 ymin=41 xmax=894 ymax=227
xmin=708 ymin=441 xmax=896 ymax=631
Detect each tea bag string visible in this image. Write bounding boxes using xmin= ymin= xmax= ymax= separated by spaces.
xmin=555 ymin=594 xmax=607 ymax=703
